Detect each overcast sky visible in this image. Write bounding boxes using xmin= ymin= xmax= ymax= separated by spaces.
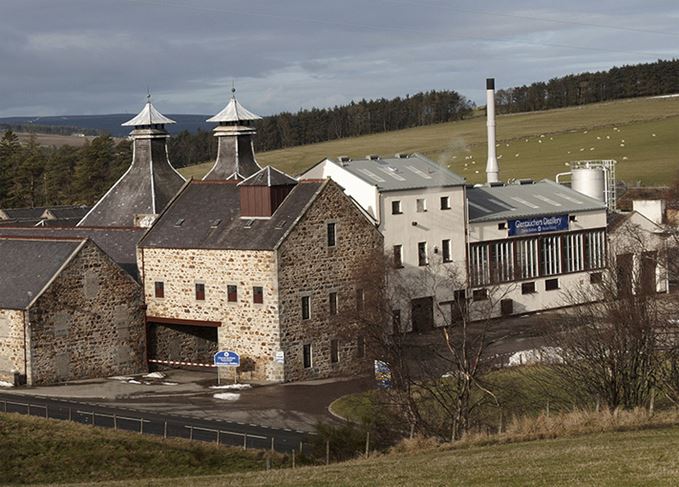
xmin=1 ymin=1 xmax=677 ymax=117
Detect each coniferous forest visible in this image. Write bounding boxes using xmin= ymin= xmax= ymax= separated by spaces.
xmin=0 ymin=58 xmax=678 ymax=208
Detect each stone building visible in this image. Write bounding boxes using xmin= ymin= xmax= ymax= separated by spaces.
xmin=0 ymin=237 xmax=146 ymax=385
xmin=78 ymin=97 xmax=185 ymax=227
xmin=138 ymin=166 xmax=383 ymax=382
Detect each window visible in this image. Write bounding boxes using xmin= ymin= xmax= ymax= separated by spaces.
xmin=590 ymin=272 xmax=603 ymax=284
xmin=440 ymin=196 xmax=451 ymax=210
xmin=253 ymin=286 xmax=264 ymax=304
xmin=330 ymin=339 xmax=339 ymax=363
xmin=517 ymin=238 xmax=539 ymax=279
xmin=491 ymin=241 xmax=514 ymax=282
xmin=470 ymin=243 xmax=490 ymax=286
xmin=545 ymin=278 xmax=559 ymax=291
xmin=416 ymin=198 xmax=427 ymax=213
xmin=195 ymin=283 xmax=205 ymax=301
xmin=540 ymin=236 xmax=562 ymax=276
xmin=586 ymin=230 xmax=606 ymax=270
xmin=393 ymin=245 xmax=403 ymax=268
xmin=564 ymin=233 xmax=584 ymax=273
xmin=521 ymin=282 xmax=536 ymax=294
xmin=329 ymin=291 xmax=338 ymax=315
xmin=473 ymin=289 xmax=488 ymax=301
xmin=418 ymin=242 xmax=428 ymax=266
xmin=356 ymin=336 xmax=365 ymax=358
xmin=303 ymin=344 xmax=312 ymax=368
xmin=392 ymin=309 xmax=401 ymax=329
xmin=442 ymin=240 xmax=452 ymax=263
xmin=227 ymin=285 xmax=238 ymax=302
xmin=301 ymin=296 xmax=311 ymax=320
xmin=498 ymin=222 xmax=507 ymax=230
xmin=391 ymin=201 xmax=402 ymax=214
xmin=356 ymin=289 xmax=365 ymax=311
xmin=327 ymin=222 xmax=336 ymax=247
xmin=154 ymin=281 xmax=164 ymax=298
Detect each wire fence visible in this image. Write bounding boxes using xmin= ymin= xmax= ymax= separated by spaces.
xmin=0 ymin=397 xmax=311 ymax=455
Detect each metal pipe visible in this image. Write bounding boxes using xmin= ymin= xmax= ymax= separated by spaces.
xmin=485 ymin=78 xmax=499 ymax=184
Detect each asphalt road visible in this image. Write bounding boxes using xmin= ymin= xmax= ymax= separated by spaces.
xmin=0 ymin=391 xmax=311 ymax=453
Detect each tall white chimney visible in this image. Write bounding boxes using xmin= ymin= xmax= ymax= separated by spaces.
xmin=485 ymin=78 xmax=499 ymax=184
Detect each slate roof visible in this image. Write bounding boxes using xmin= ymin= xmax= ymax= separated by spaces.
xmin=239 ymin=166 xmax=297 ymax=187
xmin=207 ymin=95 xmax=262 ymax=123
xmin=44 ymin=206 xmax=91 ymax=220
xmin=0 ymin=226 xmax=144 ymax=279
xmin=325 ymin=154 xmax=465 ymax=192
xmin=0 ymin=205 xmax=92 ymax=227
xmin=140 ymin=179 xmax=325 ymax=250
xmin=467 ymin=179 xmax=607 ymax=223
xmin=122 ymin=101 xmax=176 ymax=127
xmin=0 ymin=237 xmax=84 ymax=309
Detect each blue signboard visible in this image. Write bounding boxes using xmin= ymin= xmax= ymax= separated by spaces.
xmin=214 ymin=351 xmax=240 ymax=367
xmin=508 ymin=214 xmax=568 ymax=237
xmin=374 ymin=360 xmax=392 ymax=389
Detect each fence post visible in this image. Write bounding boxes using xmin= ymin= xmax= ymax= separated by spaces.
xmin=217 ymin=430 xmax=221 ymax=444
xmin=325 ymin=440 xmax=330 ymax=465
xmin=140 ymin=418 xmax=144 ymax=434
xmin=271 ymin=437 xmax=274 ymax=454
xmin=365 ymin=431 xmax=370 ymax=458
xmin=292 ymin=449 xmax=296 ymax=469
xmin=189 ymin=426 xmax=194 ymax=441
xmin=113 ymin=414 xmax=117 ymax=430
xmin=243 ymin=433 xmax=247 ymax=450
xmin=44 ymin=405 xmax=48 ymax=419
xmin=299 ymin=441 xmax=303 ymax=455
xmin=164 ymin=420 xmax=168 ymax=439
xmin=27 ymin=403 xmax=30 ymax=416
xmin=91 ymin=411 xmax=95 ymax=426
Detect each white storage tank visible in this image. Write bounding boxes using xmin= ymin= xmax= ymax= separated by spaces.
xmin=571 ymin=165 xmax=605 ymax=202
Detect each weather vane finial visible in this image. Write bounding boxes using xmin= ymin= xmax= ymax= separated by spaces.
xmin=146 ymin=86 xmax=151 ymax=103
xmin=231 ymin=80 xmax=236 ymax=97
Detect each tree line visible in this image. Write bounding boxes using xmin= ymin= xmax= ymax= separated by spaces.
xmin=169 ymin=89 xmax=474 ymax=167
xmin=0 ymin=131 xmax=130 ymax=208
xmin=495 ymin=58 xmax=679 ymax=114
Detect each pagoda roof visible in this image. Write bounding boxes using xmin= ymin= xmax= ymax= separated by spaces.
xmin=207 ymin=95 xmax=262 ymax=123
xmin=122 ymin=101 xmax=176 ymax=127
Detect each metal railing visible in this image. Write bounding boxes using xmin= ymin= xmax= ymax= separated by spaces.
xmin=0 ymin=397 xmax=310 ymax=454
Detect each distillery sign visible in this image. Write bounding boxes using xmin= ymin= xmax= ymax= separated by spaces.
xmin=508 ymin=214 xmax=568 ymax=236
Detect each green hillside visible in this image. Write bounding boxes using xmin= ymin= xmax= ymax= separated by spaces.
xmin=87 ymin=425 xmax=679 ymax=486
xmin=181 ymin=96 xmax=679 ymax=185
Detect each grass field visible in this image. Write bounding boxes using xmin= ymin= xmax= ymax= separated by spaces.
xmin=80 ymin=425 xmax=679 ymax=486
xmin=181 ymin=96 xmax=679 ymax=185
xmin=0 ymin=412 xmax=279 ymax=485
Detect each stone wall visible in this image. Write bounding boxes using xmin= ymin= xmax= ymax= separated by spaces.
xmin=277 ymin=180 xmax=383 ymax=381
xmin=141 ymin=248 xmax=283 ymax=381
xmin=27 ymin=240 xmax=146 ymax=385
xmin=0 ymin=309 xmax=26 ymax=384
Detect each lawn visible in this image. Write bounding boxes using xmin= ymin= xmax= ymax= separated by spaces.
xmin=80 ymin=426 xmax=679 ymax=486
xmin=0 ymin=412 xmax=279 ymax=485
xmin=181 ymin=95 xmax=679 ymax=186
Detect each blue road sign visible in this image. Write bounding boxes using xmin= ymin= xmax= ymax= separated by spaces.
xmin=214 ymin=351 xmax=240 ymax=367
xmin=508 ymin=214 xmax=568 ymax=236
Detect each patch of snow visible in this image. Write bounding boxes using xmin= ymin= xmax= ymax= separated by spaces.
xmin=508 ymin=347 xmax=563 ymax=367
xmin=213 ymin=392 xmax=240 ymax=401
xmin=109 ymin=376 xmax=134 ymax=381
xmin=161 ymin=381 xmax=179 ymax=386
xmin=651 ymin=93 xmax=679 ymax=99
xmin=127 ymin=379 xmax=142 ymax=385
xmin=143 ymin=372 xmax=166 ymax=379
xmin=209 ymin=384 xmax=252 ymax=390
xmin=0 ymin=381 xmax=14 ymax=388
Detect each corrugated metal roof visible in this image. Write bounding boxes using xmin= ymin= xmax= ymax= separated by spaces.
xmin=327 ymin=154 xmax=465 ymax=192
xmin=467 ymin=179 xmax=606 ymax=222
xmin=207 ymin=96 xmax=262 ymax=123
xmin=122 ymin=102 xmax=176 ymax=127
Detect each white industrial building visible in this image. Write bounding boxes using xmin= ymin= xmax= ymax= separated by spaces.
xmin=301 ymin=77 xmax=670 ymax=327
xmin=302 ymin=154 xmax=467 ymax=331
